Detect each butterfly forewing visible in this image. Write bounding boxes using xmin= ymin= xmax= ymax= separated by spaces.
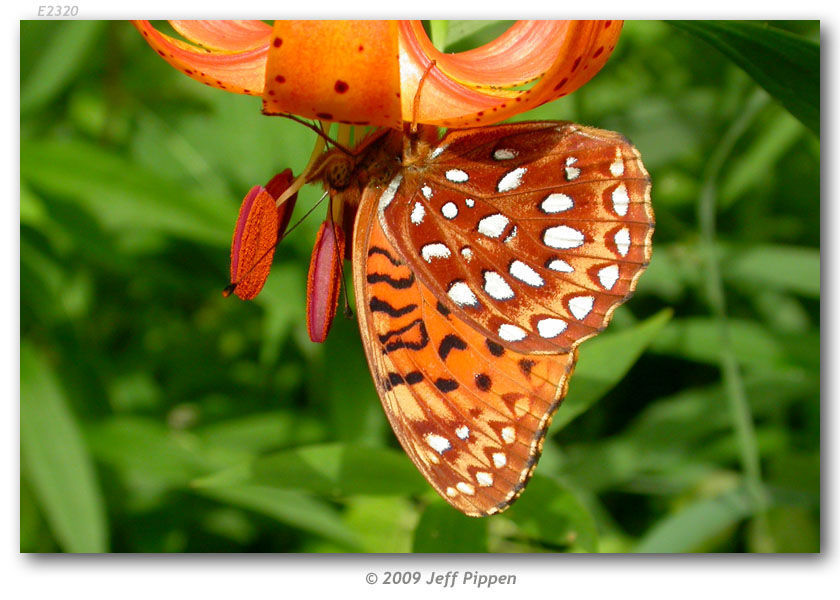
xmin=354 ymin=189 xmax=578 ymax=515
xmin=381 ymin=122 xmax=653 ymax=354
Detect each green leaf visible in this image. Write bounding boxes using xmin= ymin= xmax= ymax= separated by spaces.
xmin=20 ymin=343 xmax=108 ymax=552
xmin=193 ymin=443 xmax=429 ymax=498
xmin=21 ymin=21 xmax=105 ymax=112
xmin=196 ymin=485 xmax=362 ymax=550
xmin=444 ymin=20 xmax=516 ymax=53
xmin=21 ymin=139 xmax=231 ymax=246
xmin=554 ymin=309 xmax=673 ymax=429
xmin=667 ymin=21 xmax=819 ymax=134
xmin=504 ymin=475 xmax=598 ymax=552
xmin=413 ymin=501 xmax=488 ymax=552
xmin=725 ymin=245 xmax=820 ymax=298
xmin=634 ymin=486 xmax=755 ymax=552
xmin=650 ymin=318 xmax=787 ymax=367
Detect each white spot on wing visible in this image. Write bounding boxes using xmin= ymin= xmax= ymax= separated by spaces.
xmin=476 ymin=472 xmax=494 ymax=487
xmin=565 ymin=157 xmax=580 ymax=181
xmin=612 ymin=184 xmax=630 ymax=216
xmin=569 ymin=295 xmax=595 ymax=320
xmin=598 ymin=265 xmax=620 ymax=290
xmin=448 ymin=281 xmax=479 ymax=307
xmin=503 ymin=226 xmax=518 ymax=244
xmin=457 ymin=482 xmax=475 ymax=495
xmin=410 ymin=202 xmax=425 ymax=225
xmin=498 ymin=323 xmax=526 ymax=342
xmin=509 ymin=260 xmax=544 ymax=287
xmin=378 ymin=174 xmax=403 ymax=211
xmin=537 ymin=318 xmax=568 ymax=338
xmin=492 ymin=453 xmax=507 ymax=468
xmin=456 ymin=426 xmax=470 ymax=440
xmin=421 ymin=243 xmax=451 ymax=262
xmin=501 ymin=426 xmax=515 ymax=444
xmin=547 ymin=259 xmax=574 ymax=273
xmin=421 ymin=184 xmax=433 ymax=199
xmin=478 ymin=213 xmax=510 ymax=239
xmin=493 ymin=148 xmax=518 ymax=160
xmin=425 ymin=433 xmax=451 ymax=454
xmin=543 ymin=225 xmax=584 ymax=249
xmin=465 ymin=198 xmax=475 ymax=208
xmin=430 ymin=145 xmax=447 ymax=160
xmin=461 ymin=247 xmax=473 ymax=262
xmin=484 ymin=271 xmax=515 ymax=300
xmin=614 ymin=227 xmax=631 ymax=257
xmin=441 ymin=201 xmax=458 ymax=220
xmin=541 ymin=193 xmax=574 ymax=214
xmin=446 ymin=486 xmax=457 ymax=497
xmin=497 ymin=167 xmax=527 ymax=192
xmin=445 ymin=169 xmax=469 ymax=183
xmin=610 ymin=149 xmax=625 ymax=176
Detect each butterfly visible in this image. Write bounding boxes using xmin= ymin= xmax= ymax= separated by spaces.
xmin=239 ymin=120 xmax=653 ymax=516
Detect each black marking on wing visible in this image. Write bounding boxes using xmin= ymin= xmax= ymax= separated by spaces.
xmin=434 ymin=378 xmax=459 ymax=393
xmin=368 ymin=245 xmax=404 ymax=267
xmin=485 ymin=339 xmax=505 ymax=357
xmin=367 ymin=271 xmax=415 ymax=289
xmin=438 ymin=334 xmax=468 ymax=361
xmin=369 ymin=296 xmax=417 ymax=317
xmin=379 ymin=318 xmax=430 ymax=353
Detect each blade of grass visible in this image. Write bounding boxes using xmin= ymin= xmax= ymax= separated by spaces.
xmin=697 ymin=88 xmax=773 ymax=551
xmin=21 ymin=343 xmax=108 ymax=552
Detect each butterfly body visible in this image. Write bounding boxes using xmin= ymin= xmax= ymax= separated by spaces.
xmin=312 ymin=121 xmax=653 ymax=516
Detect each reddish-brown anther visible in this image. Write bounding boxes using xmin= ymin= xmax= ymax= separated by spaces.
xmin=306 ymin=220 xmax=346 ymax=343
xmin=226 ymin=169 xmax=297 ymax=300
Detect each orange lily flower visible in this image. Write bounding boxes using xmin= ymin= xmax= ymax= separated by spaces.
xmin=133 ymin=20 xmax=622 ymax=128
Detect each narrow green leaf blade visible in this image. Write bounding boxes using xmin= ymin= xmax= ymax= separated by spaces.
xmin=634 ymin=486 xmax=755 ymax=552
xmin=20 ymin=343 xmax=108 ymax=553
xmin=667 ymin=21 xmax=819 ymax=134
xmin=196 ymin=485 xmax=362 ymax=551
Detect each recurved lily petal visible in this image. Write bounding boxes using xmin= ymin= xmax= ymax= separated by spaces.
xmin=306 ymin=220 xmax=346 ymax=343
xmin=133 ymin=20 xmax=268 ymax=95
xmin=261 ymin=21 xmax=402 ymax=129
xmin=399 ymin=20 xmax=623 ymax=127
xmin=227 ymin=170 xmax=298 ymax=300
xmin=169 ymin=20 xmax=272 ymax=52
xmin=136 ymin=20 xmax=622 ymax=127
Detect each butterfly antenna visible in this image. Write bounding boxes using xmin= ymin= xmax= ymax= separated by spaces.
xmin=277 ymin=114 xmax=356 ymax=156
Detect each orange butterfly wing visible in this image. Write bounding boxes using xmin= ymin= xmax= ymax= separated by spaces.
xmin=353 ymin=190 xmax=578 ymax=516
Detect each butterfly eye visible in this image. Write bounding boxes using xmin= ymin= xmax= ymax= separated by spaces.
xmin=306 ymin=220 xmax=346 ymax=343
xmin=226 ymin=169 xmax=297 ymax=300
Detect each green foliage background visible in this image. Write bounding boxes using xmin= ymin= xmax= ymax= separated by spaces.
xmin=20 ymin=20 xmax=820 ymax=553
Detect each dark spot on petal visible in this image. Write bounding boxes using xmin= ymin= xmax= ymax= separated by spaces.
xmin=275 ymin=75 xmax=286 ymax=83
xmin=572 ymin=56 xmax=582 ymax=71
xmin=273 ymin=37 xmax=282 ymax=47
xmin=334 ymin=80 xmax=349 ymax=94
xmin=316 ymin=112 xmax=333 ymax=120
xmin=358 ymin=45 xmax=364 ymax=51
xmin=554 ymin=77 xmax=568 ymax=91
xmin=593 ymin=46 xmax=604 ymax=58
xmin=605 ymin=20 xmax=612 ymax=28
